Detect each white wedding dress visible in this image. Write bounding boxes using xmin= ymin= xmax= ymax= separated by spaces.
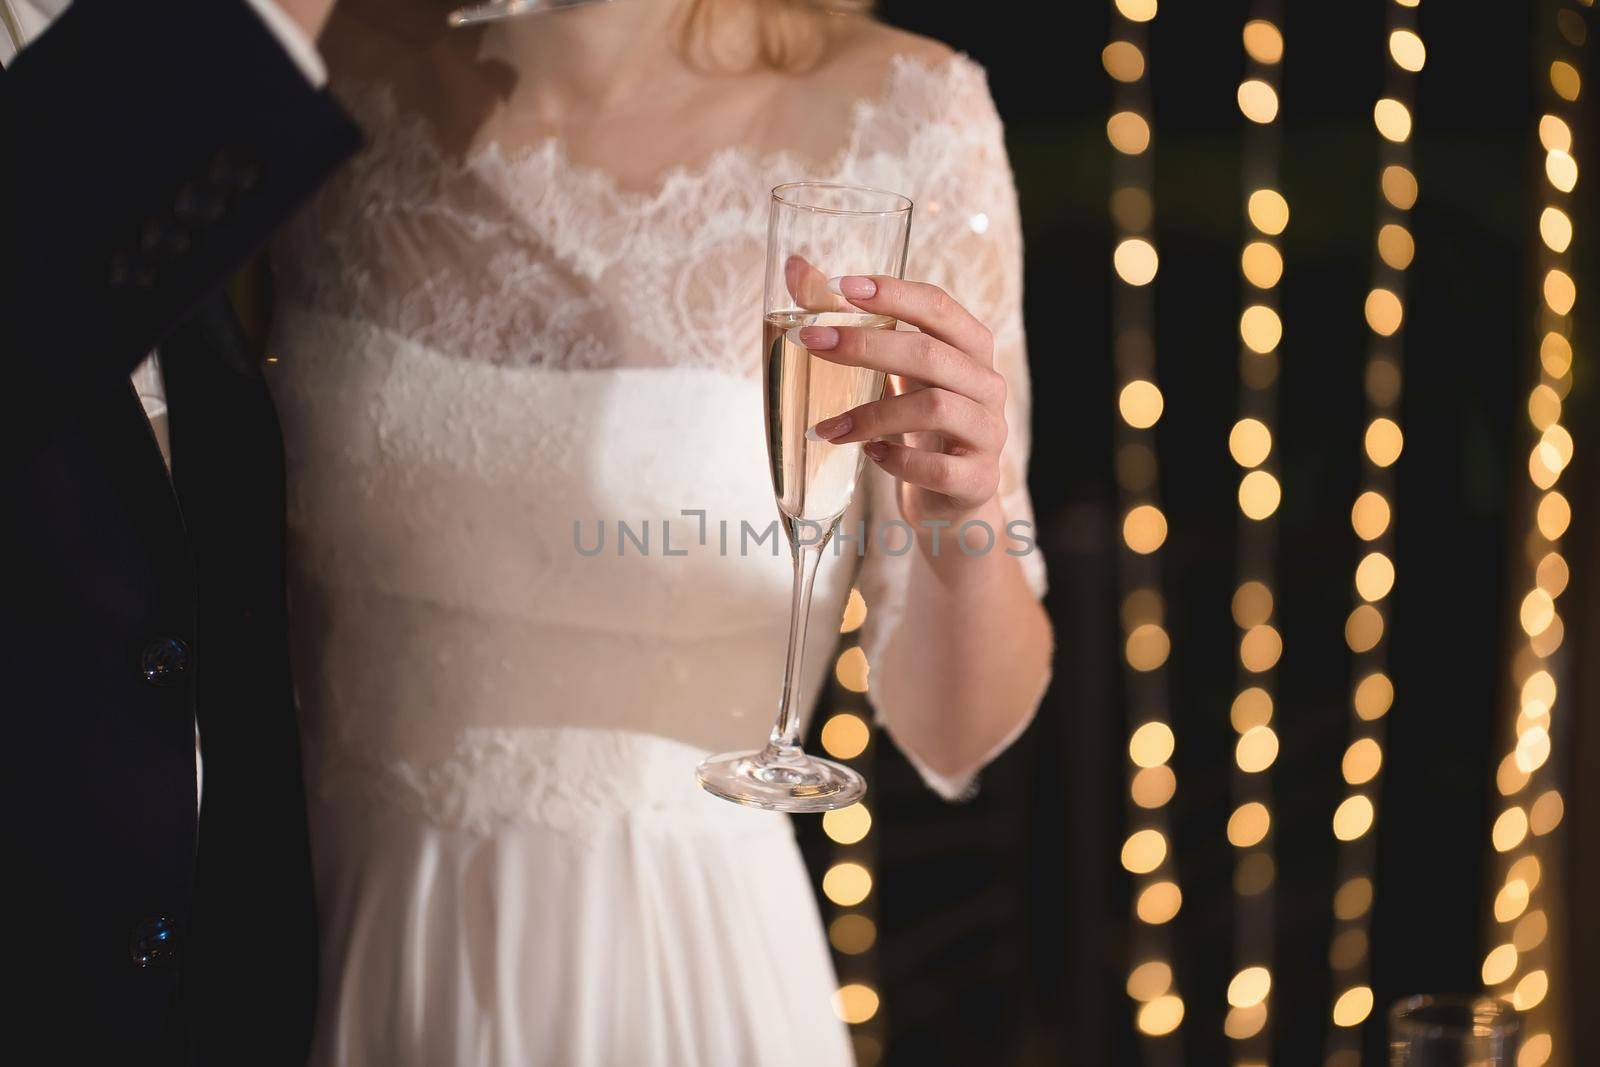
xmin=267 ymin=48 xmax=1045 ymax=1067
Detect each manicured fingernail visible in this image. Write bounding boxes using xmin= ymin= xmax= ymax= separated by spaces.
xmin=864 ymin=441 xmax=889 ymax=461
xmin=788 ymin=325 xmax=839 ymax=350
xmin=807 ymin=415 xmax=852 ymax=442
xmin=828 ymin=276 xmax=878 ymax=300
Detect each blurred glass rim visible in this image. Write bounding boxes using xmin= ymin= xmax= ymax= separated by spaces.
xmin=772 ymin=181 xmax=914 ymax=218
xmin=1389 ymin=994 xmax=1522 ymax=1040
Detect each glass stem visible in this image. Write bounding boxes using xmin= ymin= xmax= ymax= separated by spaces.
xmin=768 ymin=534 xmax=827 ymax=759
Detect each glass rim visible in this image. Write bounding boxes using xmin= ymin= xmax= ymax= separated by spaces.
xmin=1388 ymin=994 xmax=1522 ymax=1038
xmin=771 ymin=181 xmax=913 ymax=217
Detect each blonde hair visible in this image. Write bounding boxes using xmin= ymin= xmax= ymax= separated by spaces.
xmin=677 ymin=0 xmax=874 ymax=73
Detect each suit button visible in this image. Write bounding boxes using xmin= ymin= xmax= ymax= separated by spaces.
xmin=130 ymin=917 xmax=178 ymax=968
xmin=173 ymin=181 xmax=227 ymax=226
xmin=141 ymin=637 xmax=190 ymax=686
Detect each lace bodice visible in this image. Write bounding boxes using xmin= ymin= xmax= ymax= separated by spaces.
xmin=267 ymin=50 xmax=1045 ymax=827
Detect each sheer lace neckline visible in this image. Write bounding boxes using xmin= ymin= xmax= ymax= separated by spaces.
xmin=336 ymin=49 xmax=979 ymax=212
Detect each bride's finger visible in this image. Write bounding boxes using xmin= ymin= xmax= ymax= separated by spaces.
xmin=789 ymin=324 xmax=1005 ymax=407
xmin=829 ymin=275 xmax=993 ymax=367
xmin=784 ymin=255 xmax=842 ymax=313
xmin=862 ymin=441 xmax=1000 ymax=506
xmin=809 ymin=388 xmax=1002 ymax=451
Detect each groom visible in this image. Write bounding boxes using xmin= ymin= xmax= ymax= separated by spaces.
xmin=2 ymin=0 xmax=357 ymax=1061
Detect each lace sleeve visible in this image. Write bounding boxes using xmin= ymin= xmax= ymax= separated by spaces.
xmin=853 ymin=55 xmax=1048 ymax=800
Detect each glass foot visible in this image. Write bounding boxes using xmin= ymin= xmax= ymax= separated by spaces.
xmin=697 ymin=745 xmax=865 ymax=813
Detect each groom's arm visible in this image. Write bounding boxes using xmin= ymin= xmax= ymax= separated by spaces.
xmin=0 ymin=0 xmax=359 ymax=400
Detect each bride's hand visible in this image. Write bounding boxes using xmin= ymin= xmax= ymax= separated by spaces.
xmin=793 ymin=275 xmax=1007 ymax=530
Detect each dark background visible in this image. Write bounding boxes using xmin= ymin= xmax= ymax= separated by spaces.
xmin=796 ymin=2 xmax=1599 ymax=1065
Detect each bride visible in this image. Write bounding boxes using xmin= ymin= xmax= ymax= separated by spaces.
xmin=268 ymin=0 xmax=1052 ymax=1062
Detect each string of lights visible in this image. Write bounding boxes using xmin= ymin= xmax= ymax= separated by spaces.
xmin=819 ymin=590 xmax=883 ymax=1066
xmin=1225 ymin=8 xmax=1287 ymax=1063
xmin=1480 ymin=3 xmax=1588 ymax=1064
xmin=1105 ymin=0 xmax=1187 ymax=1054
xmin=1322 ymin=2 xmax=1423 ymax=1060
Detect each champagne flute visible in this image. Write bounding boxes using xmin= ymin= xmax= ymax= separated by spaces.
xmin=446 ymin=0 xmax=618 ymax=30
xmin=1388 ymin=995 xmax=1521 ymax=1065
xmin=697 ymin=182 xmax=913 ymax=812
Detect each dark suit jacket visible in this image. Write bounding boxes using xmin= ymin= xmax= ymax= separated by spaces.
xmin=1 ymin=2 xmax=359 ymax=1061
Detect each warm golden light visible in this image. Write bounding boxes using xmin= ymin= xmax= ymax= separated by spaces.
xmin=1481 ymin=943 xmax=1518 ymax=986
xmin=1377 ymin=224 xmax=1415 ymax=270
xmin=1373 ymin=98 xmax=1412 ymax=142
xmin=833 ymin=983 xmax=879 ymax=1025
xmin=1119 ymin=379 xmax=1165 ymax=428
xmin=1130 ymin=721 xmax=1176 ymax=768
xmin=1111 ymin=187 xmax=1154 ymax=232
xmin=1521 ymin=670 xmax=1557 ymax=712
xmin=1366 ymin=359 xmax=1402 ymax=406
xmin=829 ymin=914 xmax=877 ymax=955
xmin=1225 ymin=1002 xmax=1269 ymax=1040
xmin=1549 ymin=60 xmax=1581 ymax=101
xmin=823 ymin=863 xmax=872 ymax=906
xmin=1332 ymin=985 xmax=1374 ymax=1027
xmin=821 ymin=713 xmax=870 ymax=760
xmin=1108 ymin=111 xmax=1152 ymax=154
xmin=1381 ymin=165 xmax=1418 ymax=210
xmin=1512 ymin=970 xmax=1549 ymax=1011
xmin=1536 ymin=491 xmax=1571 ymax=539
xmin=1543 ymin=269 xmax=1576 ymax=315
xmin=1131 ymin=765 xmax=1177 ymax=809
xmin=1240 ymin=624 xmax=1283 ymax=672
xmin=1238 ymin=79 xmax=1280 ymax=124
xmin=1231 ymin=688 xmax=1273 ymax=732
xmin=1330 ymin=928 xmax=1368 ymax=971
xmin=1528 ymin=383 xmax=1562 ymax=430
xmin=1235 ymin=852 xmax=1275 ymax=896
xmin=1495 ymin=878 xmax=1531 ymax=923
xmin=1242 ymin=19 xmax=1283 ymax=63
xmin=1520 ymin=1034 xmax=1553 ymax=1067
xmin=1240 ymin=242 xmax=1283 ymax=289
xmin=1123 ymin=505 xmax=1169 ymax=554
xmin=835 ymin=648 xmax=869 ymax=692
xmin=1354 ymin=672 xmax=1394 ymax=720
xmin=1546 ymin=149 xmax=1578 ymax=193
xmin=1238 ymin=470 xmax=1282 ymax=520
xmin=1529 ymin=790 xmax=1564 ymax=836
xmin=1127 ymin=960 xmax=1173 ymax=1002
xmin=1115 ymin=238 xmax=1161 ymax=286
xmin=823 ymin=803 xmax=872 ymax=845
xmin=1342 ymin=738 xmax=1383 ymax=786
xmin=1228 ymin=802 xmax=1271 ymax=848
xmin=1240 ymin=305 xmax=1283 ymax=353
xmin=1516 ymin=725 xmax=1552 ymax=774
xmin=1333 ymin=876 xmax=1374 ymax=921
xmin=1136 ymin=880 xmax=1183 ymax=924
xmin=1122 ymin=587 xmax=1164 ymax=629
xmin=1364 ymin=288 xmax=1404 ymax=336
xmin=1508 ymin=855 xmax=1542 ymax=892
xmin=1122 ymin=829 xmax=1168 ymax=874
xmin=1350 ymin=491 xmax=1391 ymax=541
xmin=1365 ymin=418 xmax=1405 ymax=467
xmin=1497 ymin=752 xmax=1531 ymax=797
xmin=1539 ymin=424 xmax=1573 ymax=471
xmin=1539 ymin=114 xmax=1572 ymax=152
xmin=1389 ymin=29 xmax=1426 ymax=72
xmin=1227 ymin=966 xmax=1272 ymax=1009
xmin=1115 ymin=0 xmax=1157 ymax=23
xmin=1345 ymin=604 xmax=1384 ymax=653
xmin=1231 ymin=581 xmax=1274 ymax=627
xmin=1492 ymin=806 xmax=1528 ymax=852
xmin=1247 ymin=189 xmax=1290 ymax=235
xmin=1539 ymin=207 xmax=1573 ymax=253
xmin=1136 ymin=994 xmax=1184 ymax=1037
xmin=1536 ymin=551 xmax=1570 ymax=597
xmin=1126 ymin=623 xmax=1172 ymax=672
xmin=1520 ymin=589 xmax=1555 ymax=636
xmin=1103 ymin=41 xmax=1146 ymax=82
xmin=1355 ymin=552 xmax=1396 ymax=601
xmin=1513 ymin=910 xmax=1548 ymax=952
xmin=1229 ymin=421 xmax=1273 ymax=471
xmin=1236 ymin=726 xmax=1279 ymax=773
xmin=1332 ymin=795 xmax=1374 ymax=841
xmin=840 ymin=588 xmax=867 ymax=633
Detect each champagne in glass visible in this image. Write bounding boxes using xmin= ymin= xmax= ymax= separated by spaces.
xmin=1388 ymin=995 xmax=1521 ymax=1065
xmin=698 ymin=182 xmax=913 ymax=812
